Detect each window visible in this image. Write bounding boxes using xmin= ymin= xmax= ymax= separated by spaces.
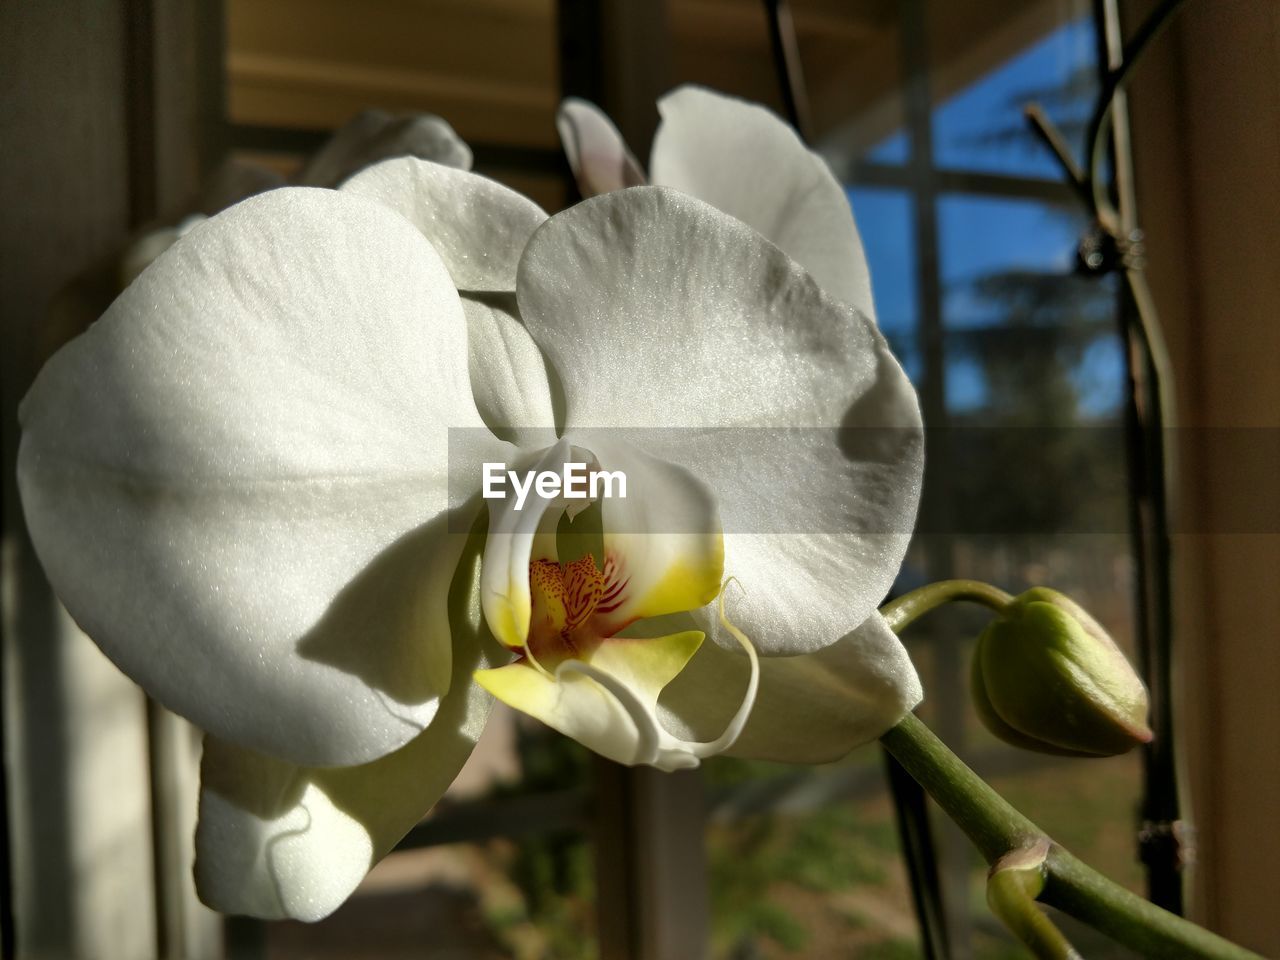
xmin=817 ymin=2 xmax=1143 ymax=956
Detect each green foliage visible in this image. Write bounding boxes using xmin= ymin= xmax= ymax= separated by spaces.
xmin=774 ymin=809 xmax=888 ymax=892
xmin=747 ymin=903 xmax=811 ymax=953
xmin=708 ymin=797 xmax=905 ymax=956
xmin=480 ymin=728 xmax=598 ymax=960
xmin=857 ymin=939 xmax=923 ymax=960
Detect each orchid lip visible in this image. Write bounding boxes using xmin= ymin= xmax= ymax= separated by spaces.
xmin=551 ymin=581 xmax=760 ymax=770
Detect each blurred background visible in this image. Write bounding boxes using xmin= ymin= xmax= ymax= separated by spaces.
xmin=2 ymin=0 xmax=1278 ymax=957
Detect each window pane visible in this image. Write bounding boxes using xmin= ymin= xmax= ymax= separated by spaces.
xmin=930 ymin=12 xmax=1098 ymax=179
xmin=942 ymin=323 xmax=1126 ymax=421
xmin=937 ymin=193 xmax=1122 ymax=424
xmin=938 ymin=194 xmax=1090 ymax=330
xmin=848 ymin=186 xmax=921 ymax=383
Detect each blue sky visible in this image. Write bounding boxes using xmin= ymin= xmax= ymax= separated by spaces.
xmin=933 ymin=17 xmax=1097 ymax=178
xmin=845 ymin=18 xmax=1122 ymax=417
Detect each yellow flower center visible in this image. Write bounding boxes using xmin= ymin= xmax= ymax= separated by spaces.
xmin=527 ymin=554 xmax=607 ymax=661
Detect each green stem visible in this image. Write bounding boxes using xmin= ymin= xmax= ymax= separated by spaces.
xmin=987 ymin=843 xmax=1080 ymax=960
xmin=1042 ymin=847 xmax=1257 ymax=960
xmin=880 ymin=579 xmax=1014 ymax=634
xmin=880 ymin=712 xmax=1262 ymax=960
xmin=881 ymin=712 xmax=1039 ymax=863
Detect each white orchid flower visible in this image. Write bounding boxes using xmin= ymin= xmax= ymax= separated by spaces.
xmin=559 ymin=84 xmax=873 ymax=318
xmin=18 ymin=151 xmax=922 ymax=920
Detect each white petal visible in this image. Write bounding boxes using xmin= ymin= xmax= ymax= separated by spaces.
xmin=659 ymin=612 xmax=922 ymax=763
xmin=556 ymin=97 xmax=647 ymax=197
xmin=651 ymin=85 xmax=874 ymax=318
xmin=18 ymin=187 xmax=500 ymax=767
xmin=516 ymin=188 xmax=923 ymax=656
xmin=295 ymin=109 xmax=473 ymax=188
xmin=341 ymin=157 xmax=546 ymax=292
xmin=462 ymin=293 xmax=558 ymax=446
xmin=195 ymin=543 xmax=500 ymax=921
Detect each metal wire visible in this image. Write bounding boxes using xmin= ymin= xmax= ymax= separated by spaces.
xmin=1026 ymin=0 xmax=1193 ymax=914
xmin=762 ymin=0 xmax=811 ymax=138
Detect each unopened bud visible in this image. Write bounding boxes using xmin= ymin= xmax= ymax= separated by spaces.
xmin=972 ymin=588 xmax=1152 ymax=757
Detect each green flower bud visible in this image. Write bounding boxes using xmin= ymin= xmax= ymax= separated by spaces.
xmin=972 ymin=587 xmax=1152 ymax=757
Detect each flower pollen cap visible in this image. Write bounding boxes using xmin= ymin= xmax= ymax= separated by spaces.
xmin=972 ymin=587 xmax=1153 ymax=757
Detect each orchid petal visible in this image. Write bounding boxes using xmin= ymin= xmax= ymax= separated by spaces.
xmin=556 ymin=98 xmax=647 ymax=197
xmin=651 ymin=85 xmax=874 ymax=317
xmin=295 ymin=109 xmax=473 ymax=188
xmin=516 ymin=188 xmax=923 ymax=658
xmin=461 ymin=293 xmax=558 ymax=446
xmin=659 ymin=612 xmax=922 ymax=763
xmin=18 ymin=187 xmax=501 ymax=767
xmin=341 ymin=157 xmax=546 ymax=293
xmin=474 ymin=632 xmax=700 ymax=770
xmin=194 ymin=536 xmax=499 ymax=921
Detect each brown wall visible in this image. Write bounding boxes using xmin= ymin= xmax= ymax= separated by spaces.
xmin=1130 ymin=0 xmax=1280 ymax=952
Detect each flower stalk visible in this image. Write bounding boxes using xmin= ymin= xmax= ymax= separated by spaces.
xmin=879 ymin=578 xmax=1014 ymax=633
xmin=987 ymin=841 xmax=1079 ymax=960
xmin=879 ymin=584 xmax=1262 ymax=959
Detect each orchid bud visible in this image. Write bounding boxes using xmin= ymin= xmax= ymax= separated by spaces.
xmin=971 ymin=588 xmax=1152 ymax=757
